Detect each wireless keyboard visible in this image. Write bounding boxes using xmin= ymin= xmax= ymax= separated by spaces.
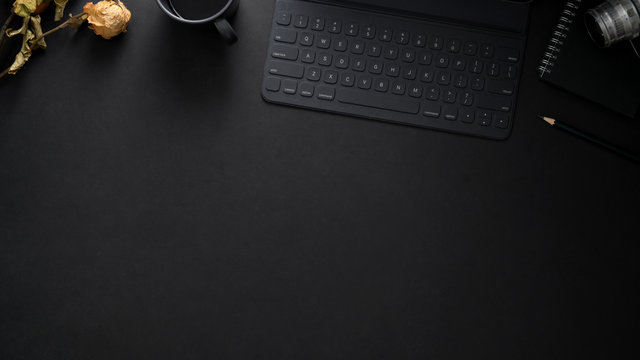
xmin=261 ymin=0 xmax=526 ymax=140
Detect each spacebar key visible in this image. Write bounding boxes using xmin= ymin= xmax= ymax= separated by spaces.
xmin=267 ymin=60 xmax=304 ymax=79
xmin=337 ymin=89 xmax=420 ymax=114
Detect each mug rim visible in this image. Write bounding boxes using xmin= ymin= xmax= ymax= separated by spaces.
xmin=156 ymin=0 xmax=234 ymax=24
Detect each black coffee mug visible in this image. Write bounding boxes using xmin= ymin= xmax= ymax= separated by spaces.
xmin=156 ymin=0 xmax=240 ymax=44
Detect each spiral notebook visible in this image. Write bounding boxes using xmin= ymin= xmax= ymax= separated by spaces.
xmin=538 ymin=0 xmax=640 ymax=118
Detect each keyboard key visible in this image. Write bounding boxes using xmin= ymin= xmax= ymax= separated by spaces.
xmin=385 ymin=63 xmax=400 ymax=77
xmin=338 ymin=89 xmax=420 ymax=114
xmin=446 ymin=39 xmax=460 ymax=53
xmin=268 ymin=60 xmax=304 ymax=78
xmin=384 ymin=46 xmax=399 ymax=60
xmin=300 ymin=82 xmax=314 ymax=97
xmin=311 ymin=17 xmax=324 ymax=31
xmin=374 ymin=78 xmax=389 ymax=92
xmin=476 ymin=110 xmax=492 ymax=126
xmin=443 ymin=106 xmax=458 ymax=120
xmin=294 ymin=15 xmax=308 ymax=28
xmin=470 ymin=59 xmax=483 ymax=73
xmin=369 ymin=60 xmax=383 ymax=74
xmin=496 ymin=47 xmax=519 ymax=62
xmin=425 ymin=86 xmax=440 ymax=101
xmin=470 ymin=76 xmax=485 ymax=91
xmin=277 ymin=12 xmax=291 ymax=26
xmin=409 ymin=84 xmax=423 ymax=98
xmin=403 ymin=66 xmax=417 ymax=80
xmin=460 ymin=92 xmax=474 ymax=106
xmin=328 ymin=20 xmax=342 ymax=33
xmin=362 ymin=25 xmax=376 ymax=39
xmin=503 ymin=64 xmax=518 ymax=79
xmin=367 ymin=43 xmax=382 ymax=57
xmin=341 ymin=73 xmax=355 ymax=87
xmin=318 ymin=53 xmax=332 ymax=66
xmin=300 ymin=32 xmax=314 ymax=46
xmin=357 ymin=76 xmax=372 ymax=89
xmin=307 ymin=67 xmax=321 ymax=81
xmin=460 ymin=108 xmax=474 ymax=123
xmin=453 ymin=58 xmax=466 ymax=71
xmin=274 ymin=28 xmax=297 ymax=43
xmin=429 ymin=36 xmax=443 ymax=50
xmin=454 ymin=74 xmax=468 ymax=88
xmin=435 ymin=54 xmax=449 ymax=68
xmin=282 ymin=80 xmax=298 ymax=95
xmin=317 ymin=86 xmax=335 ymax=100
xmin=437 ymin=71 xmax=451 ymax=85
xmin=335 ymin=55 xmax=349 ymax=69
xmin=345 ymin=23 xmax=359 ymax=36
xmin=487 ymin=79 xmax=514 ymax=96
xmin=301 ymin=49 xmax=315 ymax=63
xmin=379 ymin=28 xmax=393 ymax=42
xmin=265 ymin=77 xmax=281 ymax=92
xmin=282 ymin=79 xmax=297 ymax=94
xmin=494 ymin=113 xmax=510 ymax=129
xmin=350 ymin=40 xmax=365 ymax=54
xmin=418 ymin=52 xmax=433 ymax=65
xmin=487 ymin=62 xmax=500 ymax=77
xmin=464 ymin=41 xmax=477 ymax=55
xmin=444 ymin=89 xmax=457 ymax=103
xmin=323 ymin=70 xmax=338 ymax=84
xmin=334 ymin=38 xmax=348 ymax=52
xmin=352 ymin=58 xmax=366 ymax=72
xmin=272 ymin=44 xmax=299 ymax=61
xmin=401 ymin=48 xmax=415 ymax=63
xmin=414 ymin=34 xmax=426 ymax=48
xmin=391 ymin=81 xmax=406 ymax=95
xmin=419 ymin=69 xmax=434 ymax=83
xmin=317 ymin=35 xmax=331 ymax=49
xmin=422 ymin=102 xmax=441 ymax=118
xmin=395 ymin=30 xmax=410 ymax=45
xmin=480 ymin=43 xmax=494 ymax=58
xmin=477 ymin=94 xmax=511 ymax=112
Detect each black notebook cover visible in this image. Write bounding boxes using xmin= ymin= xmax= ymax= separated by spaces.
xmin=538 ymin=0 xmax=640 ymax=118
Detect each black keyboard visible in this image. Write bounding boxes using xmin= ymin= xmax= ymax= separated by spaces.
xmin=262 ymin=0 xmax=526 ymax=140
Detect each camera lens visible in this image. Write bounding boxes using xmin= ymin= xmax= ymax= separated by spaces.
xmin=585 ymin=0 xmax=640 ymax=48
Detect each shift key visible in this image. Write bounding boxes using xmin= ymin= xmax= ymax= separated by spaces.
xmin=268 ymin=60 xmax=304 ymax=79
xmin=477 ymin=94 xmax=511 ymax=112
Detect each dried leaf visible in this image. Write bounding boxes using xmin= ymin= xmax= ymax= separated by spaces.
xmin=9 ymin=27 xmax=35 ymax=74
xmin=6 ymin=15 xmax=29 ymax=37
xmin=53 ymin=0 xmax=69 ymax=21
xmin=68 ymin=13 xmax=89 ymax=29
xmin=12 ymin=0 xmax=38 ymax=18
xmin=28 ymin=15 xmax=46 ymax=50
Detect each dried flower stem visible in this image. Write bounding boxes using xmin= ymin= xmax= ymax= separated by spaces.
xmin=0 ymin=13 xmax=16 ymax=52
xmin=0 ymin=12 xmax=86 ymax=79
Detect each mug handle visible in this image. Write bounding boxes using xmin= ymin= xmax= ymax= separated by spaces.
xmin=214 ymin=18 xmax=238 ymax=44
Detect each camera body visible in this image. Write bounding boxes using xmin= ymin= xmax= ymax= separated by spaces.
xmin=586 ymin=0 xmax=640 ymax=48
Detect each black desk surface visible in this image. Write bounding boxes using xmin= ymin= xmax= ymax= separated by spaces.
xmin=1 ymin=1 xmax=639 ymax=358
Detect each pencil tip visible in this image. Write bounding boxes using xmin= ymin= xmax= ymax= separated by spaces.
xmin=538 ymin=115 xmax=555 ymax=126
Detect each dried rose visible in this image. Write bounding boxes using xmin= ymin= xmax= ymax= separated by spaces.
xmin=83 ymin=0 xmax=131 ymax=40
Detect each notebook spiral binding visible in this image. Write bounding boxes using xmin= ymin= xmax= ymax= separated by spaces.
xmin=538 ymin=0 xmax=583 ymax=77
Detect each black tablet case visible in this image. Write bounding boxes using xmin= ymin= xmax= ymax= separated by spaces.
xmin=538 ymin=0 xmax=640 ymax=118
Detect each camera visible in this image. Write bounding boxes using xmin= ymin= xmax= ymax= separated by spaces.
xmin=585 ymin=0 xmax=640 ymax=48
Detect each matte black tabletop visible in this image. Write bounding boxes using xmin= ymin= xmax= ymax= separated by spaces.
xmin=1 ymin=1 xmax=639 ymax=358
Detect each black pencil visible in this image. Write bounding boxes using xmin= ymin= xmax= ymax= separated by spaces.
xmin=538 ymin=116 xmax=640 ymax=163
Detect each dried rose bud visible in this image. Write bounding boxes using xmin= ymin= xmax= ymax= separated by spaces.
xmin=83 ymin=0 xmax=131 ymax=40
